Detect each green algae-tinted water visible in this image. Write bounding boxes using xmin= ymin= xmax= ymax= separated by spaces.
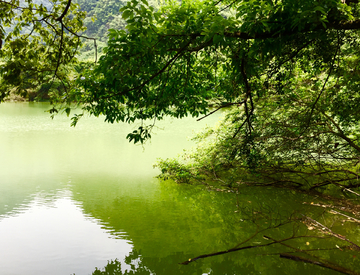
xmin=0 ymin=102 xmax=358 ymax=275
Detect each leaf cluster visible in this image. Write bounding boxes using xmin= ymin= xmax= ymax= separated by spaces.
xmin=0 ymin=0 xmax=86 ymax=102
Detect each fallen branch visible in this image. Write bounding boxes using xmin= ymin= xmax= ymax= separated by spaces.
xmin=180 ymin=235 xmax=325 ymax=265
xmin=343 ymin=188 xmax=360 ymax=197
xmin=280 ymin=253 xmax=360 ymax=275
xmin=329 ymin=210 xmax=360 ymax=224
xmin=179 ymin=241 xmax=276 ymax=265
xmin=303 ymin=215 xmax=360 ymax=250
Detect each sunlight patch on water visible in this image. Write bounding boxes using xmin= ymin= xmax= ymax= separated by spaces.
xmin=0 ymin=189 xmax=132 ymax=275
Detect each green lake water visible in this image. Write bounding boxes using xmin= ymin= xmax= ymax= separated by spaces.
xmin=0 ymin=103 xmax=358 ymax=275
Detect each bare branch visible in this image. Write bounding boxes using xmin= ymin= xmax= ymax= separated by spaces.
xmin=197 ymin=102 xmax=245 ymax=121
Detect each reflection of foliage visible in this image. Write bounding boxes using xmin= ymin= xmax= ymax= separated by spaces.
xmin=92 ymin=260 xmax=124 ymax=275
xmin=92 ymin=251 xmax=152 ymax=275
xmin=72 ymin=175 xmax=360 ymax=274
xmin=181 ymin=207 xmax=360 ymax=275
xmin=88 ymin=201 xmax=360 ymax=275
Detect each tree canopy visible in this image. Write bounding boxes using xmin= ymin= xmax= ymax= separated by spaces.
xmin=0 ymin=0 xmax=86 ymax=101
xmin=2 ymin=0 xmax=360 ymax=190
xmin=69 ymin=0 xmax=360 ymax=190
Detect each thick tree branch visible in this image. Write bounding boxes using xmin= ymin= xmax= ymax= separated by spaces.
xmin=224 ymin=20 xmax=360 ymax=40
xmin=240 ymin=56 xmax=254 ymax=133
xmin=56 ymin=0 xmax=72 ymax=22
xmin=322 ymin=112 xmax=360 ymax=153
xmin=167 ymin=19 xmax=360 ymax=54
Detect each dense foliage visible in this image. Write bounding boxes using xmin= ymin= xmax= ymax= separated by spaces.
xmin=0 ymin=0 xmax=87 ymax=101
xmin=68 ymin=0 xmax=360 ymax=191
xmin=2 ymin=0 xmax=360 ymax=190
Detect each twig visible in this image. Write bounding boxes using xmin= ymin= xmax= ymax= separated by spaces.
xmin=329 ymin=210 xmax=360 ymax=224
xmin=343 ymin=188 xmax=360 ymax=197
xmin=196 ymin=102 xmax=244 ymax=121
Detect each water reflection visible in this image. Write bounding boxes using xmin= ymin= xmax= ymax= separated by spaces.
xmin=0 ymin=189 xmax=133 ymax=275
xmin=75 ymin=178 xmax=347 ymax=275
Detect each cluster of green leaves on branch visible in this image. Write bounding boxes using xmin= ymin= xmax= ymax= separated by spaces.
xmin=0 ymin=0 xmax=86 ymax=101
xmin=73 ymin=0 xmax=360 ymax=190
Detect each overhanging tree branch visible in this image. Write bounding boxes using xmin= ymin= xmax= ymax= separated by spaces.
xmin=55 ymin=0 xmax=72 ymax=22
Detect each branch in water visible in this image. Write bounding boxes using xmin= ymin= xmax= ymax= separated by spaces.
xmin=179 ymin=234 xmax=325 ymax=265
xmin=280 ymin=253 xmax=360 ymax=275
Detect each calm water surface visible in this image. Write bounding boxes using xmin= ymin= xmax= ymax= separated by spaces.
xmin=0 ymin=103 xmax=357 ymax=275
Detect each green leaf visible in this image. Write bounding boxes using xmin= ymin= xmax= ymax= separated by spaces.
xmin=65 ymin=107 xmax=71 ymax=117
xmin=122 ymin=9 xmax=132 ymax=20
xmin=213 ymin=34 xmax=223 ymax=45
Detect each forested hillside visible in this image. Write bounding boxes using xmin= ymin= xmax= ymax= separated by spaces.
xmin=75 ymin=0 xmax=127 ymax=41
xmin=75 ymin=0 xmax=160 ymax=58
